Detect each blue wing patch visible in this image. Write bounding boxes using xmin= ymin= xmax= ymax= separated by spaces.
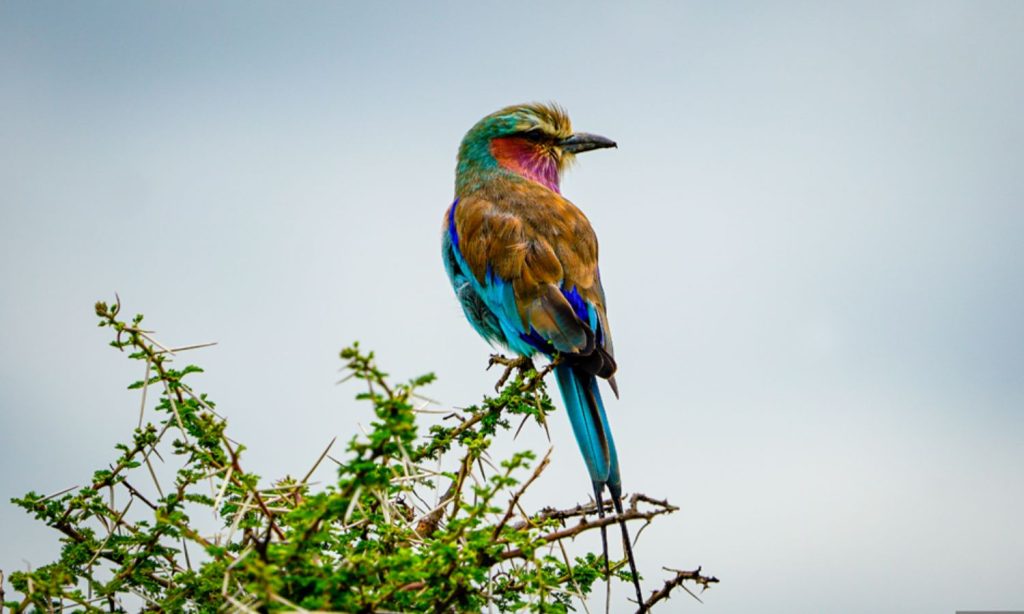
xmin=443 ymin=200 xmax=606 ymax=357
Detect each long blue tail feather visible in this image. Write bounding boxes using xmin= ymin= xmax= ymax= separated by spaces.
xmin=554 ymin=364 xmax=620 ymax=491
xmin=555 ymin=364 xmax=645 ymax=610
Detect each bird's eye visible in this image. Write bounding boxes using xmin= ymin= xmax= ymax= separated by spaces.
xmin=517 ymin=129 xmax=549 ymax=143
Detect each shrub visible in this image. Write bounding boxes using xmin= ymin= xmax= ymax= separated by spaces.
xmin=2 ymin=298 xmax=716 ymax=612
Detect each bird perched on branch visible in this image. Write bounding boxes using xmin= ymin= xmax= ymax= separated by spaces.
xmin=441 ymin=103 xmax=643 ymax=607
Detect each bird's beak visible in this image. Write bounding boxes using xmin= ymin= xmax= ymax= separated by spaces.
xmin=559 ymin=132 xmax=617 ymax=154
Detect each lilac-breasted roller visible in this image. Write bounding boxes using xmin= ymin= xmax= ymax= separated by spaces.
xmin=441 ymin=103 xmax=643 ymax=605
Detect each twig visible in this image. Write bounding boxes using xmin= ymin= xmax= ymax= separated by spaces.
xmin=84 ymin=497 xmax=134 ymax=570
xmin=492 ymin=448 xmax=552 ymax=539
xmin=120 ymin=479 xmax=158 ymax=510
xmin=510 ymin=499 xmax=608 ymax=531
xmin=222 ymin=435 xmax=286 ymax=541
xmin=487 ymin=354 xmax=534 ymax=391
xmin=556 ymin=539 xmax=591 ymax=614
xmin=500 ymin=495 xmax=677 ymax=560
xmin=638 ymin=567 xmax=720 ymax=612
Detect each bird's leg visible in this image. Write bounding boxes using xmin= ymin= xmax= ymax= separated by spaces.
xmin=593 ymin=485 xmax=612 ymax=614
xmin=610 ymin=493 xmax=645 ymax=612
xmin=487 ymin=353 xmax=535 ymax=391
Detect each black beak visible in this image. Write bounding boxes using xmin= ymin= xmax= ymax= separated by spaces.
xmin=559 ymin=132 xmax=617 ymax=154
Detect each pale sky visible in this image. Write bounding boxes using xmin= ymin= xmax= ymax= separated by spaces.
xmin=2 ymin=2 xmax=1023 ymax=612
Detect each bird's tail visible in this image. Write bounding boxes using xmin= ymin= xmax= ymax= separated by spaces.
xmin=554 ymin=364 xmax=620 ymax=493
xmin=554 ymin=364 xmax=644 ymax=610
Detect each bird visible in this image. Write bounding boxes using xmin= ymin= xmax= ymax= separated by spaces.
xmin=441 ymin=102 xmax=644 ymax=608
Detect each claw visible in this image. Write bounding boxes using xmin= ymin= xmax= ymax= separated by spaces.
xmin=487 ymin=354 xmax=535 ymax=391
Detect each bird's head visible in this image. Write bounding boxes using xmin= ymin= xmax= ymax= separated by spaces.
xmin=456 ymin=102 xmax=616 ymax=194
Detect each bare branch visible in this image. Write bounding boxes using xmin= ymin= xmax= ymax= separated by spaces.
xmin=639 ymin=567 xmax=720 ymax=612
xmin=500 ymin=494 xmax=678 ymax=560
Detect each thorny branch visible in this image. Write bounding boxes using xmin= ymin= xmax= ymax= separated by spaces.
xmin=640 ymin=567 xmax=721 ymax=612
xmin=493 ymin=448 xmax=552 ymax=540
xmin=3 ymin=300 xmax=716 ymax=613
xmin=499 ymin=494 xmax=679 ymax=560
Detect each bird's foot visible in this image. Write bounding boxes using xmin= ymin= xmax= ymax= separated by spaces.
xmin=487 ymin=354 xmax=535 ymax=391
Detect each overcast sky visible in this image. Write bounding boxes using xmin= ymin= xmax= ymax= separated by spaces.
xmin=2 ymin=2 xmax=1022 ymax=612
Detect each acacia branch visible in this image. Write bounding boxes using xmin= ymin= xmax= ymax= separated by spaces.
xmin=222 ymin=435 xmax=286 ymax=541
xmin=639 ymin=567 xmax=720 ymax=612
xmin=492 ymin=448 xmax=552 ymax=540
xmin=417 ymin=356 xmax=556 ymax=461
xmin=499 ymin=494 xmax=678 ymax=560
